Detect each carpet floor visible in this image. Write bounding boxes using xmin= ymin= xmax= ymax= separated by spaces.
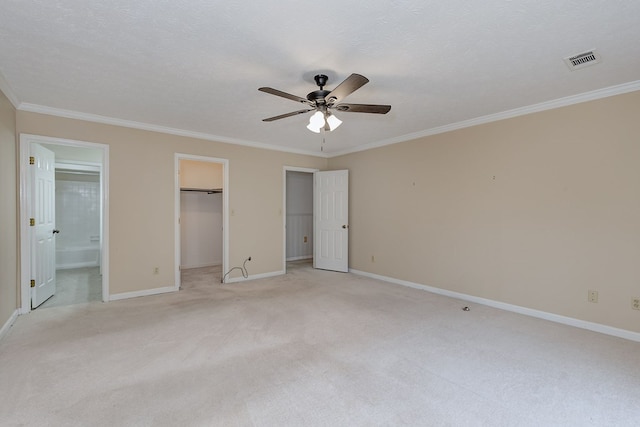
xmin=1 ymin=261 xmax=639 ymax=426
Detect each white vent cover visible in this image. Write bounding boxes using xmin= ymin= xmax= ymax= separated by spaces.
xmin=564 ymin=49 xmax=602 ymax=71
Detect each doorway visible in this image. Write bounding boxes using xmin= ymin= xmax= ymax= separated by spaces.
xmin=283 ymin=167 xmax=317 ymax=273
xmin=19 ymin=134 xmax=109 ymax=313
xmin=40 ymin=161 xmax=102 ymax=308
xmin=175 ymin=154 xmax=228 ymax=288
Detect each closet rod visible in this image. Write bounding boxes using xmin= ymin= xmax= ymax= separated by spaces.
xmin=180 ymin=188 xmax=222 ymax=194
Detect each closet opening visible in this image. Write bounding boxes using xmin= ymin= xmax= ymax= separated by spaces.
xmin=175 ymin=155 xmax=228 ymax=289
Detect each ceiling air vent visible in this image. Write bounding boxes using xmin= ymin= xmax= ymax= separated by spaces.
xmin=563 ymin=49 xmax=602 ymax=71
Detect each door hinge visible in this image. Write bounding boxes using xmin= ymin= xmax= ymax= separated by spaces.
xmin=30 ymin=218 xmax=35 ymax=226
xmin=30 ymin=279 xmax=35 ymax=288
xmin=29 ymin=156 xmax=35 ymax=165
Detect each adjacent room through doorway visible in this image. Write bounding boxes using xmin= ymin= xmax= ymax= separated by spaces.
xmin=284 ymin=167 xmax=316 ymax=273
xmin=40 ymin=161 xmax=102 ymax=308
xmin=19 ymin=135 xmax=108 ymax=311
xmin=285 ymin=171 xmax=314 ymax=262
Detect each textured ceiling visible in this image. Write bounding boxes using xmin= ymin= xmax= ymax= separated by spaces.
xmin=1 ymin=1 xmax=639 ymax=156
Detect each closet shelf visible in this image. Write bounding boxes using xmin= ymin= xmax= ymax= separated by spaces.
xmin=180 ymin=188 xmax=222 ymax=194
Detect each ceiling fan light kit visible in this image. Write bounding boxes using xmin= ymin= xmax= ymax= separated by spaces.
xmin=259 ymin=73 xmax=391 ymax=134
xmin=306 ymin=111 xmax=325 ymax=133
xmin=326 ymin=113 xmax=342 ymax=131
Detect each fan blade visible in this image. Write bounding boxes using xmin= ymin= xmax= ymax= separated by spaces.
xmin=325 ymin=74 xmax=369 ymax=106
xmin=258 ymin=87 xmax=311 ymax=105
xmin=262 ymin=109 xmax=314 ymax=122
xmin=334 ymin=103 xmax=391 ymax=114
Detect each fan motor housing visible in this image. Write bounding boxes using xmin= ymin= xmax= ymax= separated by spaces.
xmin=307 ymin=90 xmax=331 ymax=103
xmin=307 ymin=74 xmax=331 ymax=105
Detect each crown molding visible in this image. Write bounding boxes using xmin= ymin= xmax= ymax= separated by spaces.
xmin=0 ymin=71 xmax=21 ymax=108
xmin=17 ymin=103 xmax=329 ymax=158
xmin=329 ymin=80 xmax=640 ymax=158
xmin=15 ymin=79 xmax=640 ymax=159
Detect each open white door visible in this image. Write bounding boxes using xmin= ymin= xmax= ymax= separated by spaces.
xmin=31 ymin=144 xmax=57 ymax=308
xmin=314 ymin=170 xmax=349 ymax=272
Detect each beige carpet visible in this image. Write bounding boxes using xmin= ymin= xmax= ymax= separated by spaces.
xmin=1 ymin=261 xmax=639 ymax=426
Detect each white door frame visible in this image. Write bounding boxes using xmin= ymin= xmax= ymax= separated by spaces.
xmin=282 ymin=166 xmax=319 ymax=273
xmin=19 ymin=134 xmax=110 ymax=313
xmin=174 ymin=154 xmax=229 ymax=289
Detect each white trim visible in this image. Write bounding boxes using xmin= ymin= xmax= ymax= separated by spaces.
xmin=19 ymin=138 xmax=31 ymax=314
xmin=350 ymin=269 xmax=640 ymax=343
xmin=175 ymin=154 xmax=229 ymax=289
xmin=329 ymin=80 xmax=640 ymax=157
xmin=13 ymin=80 xmax=640 ymax=160
xmin=19 ymin=134 xmax=110 ymax=312
xmin=180 ymin=263 xmax=222 ymax=270
xmin=19 ymin=103 xmax=326 ymax=158
xmin=225 ymin=270 xmax=284 ymax=284
xmin=0 ymin=70 xmax=20 ymax=108
xmin=109 ymin=286 xmax=176 ymax=301
xmin=283 ymin=166 xmax=319 ymax=273
xmin=15 ymin=81 xmax=640 ymax=159
xmin=0 ymin=310 xmax=19 ymax=341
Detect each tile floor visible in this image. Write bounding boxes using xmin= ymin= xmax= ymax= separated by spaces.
xmin=39 ymin=266 xmax=102 ymax=309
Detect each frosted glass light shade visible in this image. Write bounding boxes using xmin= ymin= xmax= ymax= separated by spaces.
xmin=307 ymin=111 xmax=325 ymax=133
xmin=326 ymin=114 xmax=342 ymax=131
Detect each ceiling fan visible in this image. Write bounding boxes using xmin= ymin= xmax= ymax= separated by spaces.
xmin=259 ymin=73 xmax=391 ymax=133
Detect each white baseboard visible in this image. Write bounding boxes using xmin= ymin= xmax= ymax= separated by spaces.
xmin=225 ymin=270 xmax=284 ymax=284
xmin=350 ymin=269 xmax=640 ymax=343
xmin=0 ymin=309 xmax=19 ymax=341
xmin=181 ymin=262 xmax=221 ymax=270
xmin=109 ymin=285 xmax=177 ymax=301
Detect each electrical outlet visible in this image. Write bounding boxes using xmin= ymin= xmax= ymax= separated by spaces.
xmin=153 ymin=267 xmax=159 ymax=275
xmin=303 ymin=236 xmax=308 ymax=243
xmin=632 ymin=298 xmax=640 ymax=310
xmin=588 ymin=290 xmax=598 ymax=303
xmin=371 ymin=255 xmax=375 ymax=263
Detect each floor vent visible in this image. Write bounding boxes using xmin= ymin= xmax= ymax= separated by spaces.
xmin=564 ymin=49 xmax=602 ymax=71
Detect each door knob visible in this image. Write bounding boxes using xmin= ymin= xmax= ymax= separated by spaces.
xmin=52 ymin=229 xmax=60 ymax=234
xmin=342 ymin=224 xmax=349 ymax=229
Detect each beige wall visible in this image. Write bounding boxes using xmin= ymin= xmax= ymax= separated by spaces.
xmin=0 ymin=89 xmax=18 ymax=328
xmin=10 ymin=90 xmax=640 ymax=334
xmin=329 ymin=90 xmax=640 ymax=333
xmin=17 ymin=112 xmax=327 ymax=295
xmin=180 ymin=159 xmax=223 ymax=189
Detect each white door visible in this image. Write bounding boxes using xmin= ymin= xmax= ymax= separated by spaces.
xmin=31 ymin=144 xmax=56 ymax=308
xmin=314 ymin=170 xmax=349 ymax=272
